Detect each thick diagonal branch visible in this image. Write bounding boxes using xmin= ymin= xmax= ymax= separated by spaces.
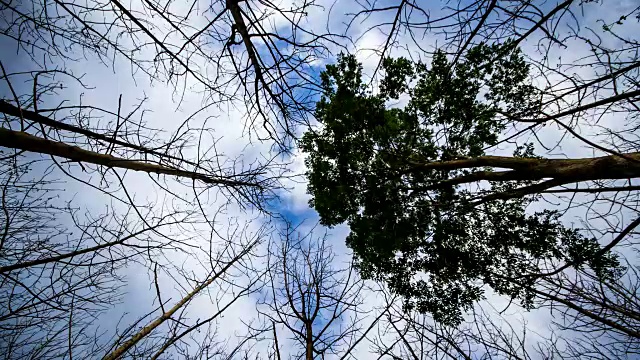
xmin=102 ymin=240 xmax=258 ymax=360
xmin=410 ymin=152 xmax=640 ymax=200
xmin=415 ymin=153 xmax=640 ymax=179
xmin=0 ymin=128 xmax=260 ymax=188
xmin=0 ymin=100 xmax=199 ymax=168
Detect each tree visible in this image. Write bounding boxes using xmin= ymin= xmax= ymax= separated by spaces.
xmin=0 ymin=152 xmax=178 ymax=359
xmin=373 ymin=267 xmax=640 ymax=359
xmin=301 ymin=43 xmax=627 ymax=325
xmin=0 ymin=147 xmax=270 ymax=358
xmin=535 ymin=262 xmax=640 ymax=356
xmin=0 ymin=0 xmax=338 ymax=148
xmin=242 ymin=222 xmax=390 ymax=360
xmin=101 ymin=221 xmax=267 ymax=360
xmin=1 ymin=0 xmax=299 ymax=356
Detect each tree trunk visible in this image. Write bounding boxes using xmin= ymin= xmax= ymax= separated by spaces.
xmin=305 ymin=321 xmax=314 ymax=360
xmin=101 ymin=243 xmax=256 ymax=360
xmin=409 ymin=153 xmax=640 ymax=201
xmin=0 ymin=128 xmax=255 ymax=187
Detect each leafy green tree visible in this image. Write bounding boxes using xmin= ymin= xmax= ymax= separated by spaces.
xmin=301 ymin=43 xmax=622 ymax=326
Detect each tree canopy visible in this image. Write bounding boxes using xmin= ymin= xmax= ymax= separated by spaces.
xmin=301 ymin=43 xmax=622 ymax=326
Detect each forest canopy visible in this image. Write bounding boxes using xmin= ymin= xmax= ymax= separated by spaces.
xmin=301 ymin=43 xmax=623 ymax=325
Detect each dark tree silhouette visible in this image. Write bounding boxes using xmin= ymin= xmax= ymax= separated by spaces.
xmin=251 ymin=222 xmax=389 ymax=360
xmin=301 ymin=44 xmax=628 ymax=324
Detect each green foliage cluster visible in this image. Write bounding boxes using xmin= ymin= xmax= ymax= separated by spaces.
xmin=301 ymin=43 xmax=621 ymax=325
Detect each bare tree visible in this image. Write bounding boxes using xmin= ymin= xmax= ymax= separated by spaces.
xmin=1 ymin=0 xmax=346 ymax=147
xmin=100 ymin=218 xmax=269 ymax=360
xmin=369 ymin=262 xmax=640 ymax=360
xmin=533 ymin=262 xmax=640 ymax=358
xmin=235 ymin=222 xmax=389 ymax=360
xmin=0 ymin=152 xmax=175 ymax=358
xmin=1 ymin=0 xmax=295 ymax=358
xmin=0 ymin=144 xmax=272 ymax=359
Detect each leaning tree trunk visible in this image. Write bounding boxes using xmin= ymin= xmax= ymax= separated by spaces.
xmin=408 ymin=153 xmax=640 ymax=203
xmin=0 ymin=127 xmax=255 ymax=187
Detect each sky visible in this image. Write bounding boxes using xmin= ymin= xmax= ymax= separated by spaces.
xmin=1 ymin=0 xmax=639 ymax=358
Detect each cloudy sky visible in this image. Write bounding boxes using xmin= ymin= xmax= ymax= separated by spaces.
xmin=1 ymin=0 xmax=639 ymax=358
